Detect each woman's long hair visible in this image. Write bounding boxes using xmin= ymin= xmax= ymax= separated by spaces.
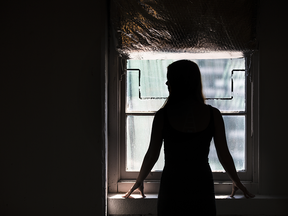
xmin=163 ymin=60 xmax=205 ymax=107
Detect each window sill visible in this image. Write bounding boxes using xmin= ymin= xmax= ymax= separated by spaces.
xmin=117 ymin=180 xmax=258 ymax=194
xmin=108 ymin=194 xmax=288 ymax=215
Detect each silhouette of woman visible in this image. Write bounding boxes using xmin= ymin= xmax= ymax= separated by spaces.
xmin=124 ymin=60 xmax=254 ymax=215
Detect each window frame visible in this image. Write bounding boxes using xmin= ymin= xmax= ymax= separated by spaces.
xmin=108 ymin=53 xmax=259 ymax=194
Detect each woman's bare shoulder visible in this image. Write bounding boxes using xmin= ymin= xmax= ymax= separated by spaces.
xmin=210 ymin=105 xmax=224 ymax=127
xmin=156 ymin=108 xmax=165 ymax=116
xmin=210 ymin=105 xmax=221 ymax=116
xmin=154 ymin=108 xmax=165 ymax=122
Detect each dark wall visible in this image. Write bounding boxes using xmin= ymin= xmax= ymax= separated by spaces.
xmin=2 ymin=1 xmax=106 ymax=215
xmin=258 ymin=0 xmax=288 ymax=195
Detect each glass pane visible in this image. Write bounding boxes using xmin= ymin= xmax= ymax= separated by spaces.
xmin=209 ymin=116 xmax=246 ymax=172
xmin=205 ymin=68 xmax=246 ymax=112
xmin=126 ymin=58 xmax=245 ymax=112
xmin=126 ymin=60 xmax=171 ymax=112
xmin=126 ymin=115 xmax=164 ymax=171
xmin=126 ymin=115 xmax=245 ymax=172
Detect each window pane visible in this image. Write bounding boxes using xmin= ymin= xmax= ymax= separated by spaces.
xmin=209 ymin=115 xmax=246 ymax=172
xmin=126 ymin=58 xmax=245 ymax=112
xmin=205 ymin=67 xmax=246 ymax=112
xmin=126 ymin=115 xmax=245 ymax=172
xmin=126 ymin=115 xmax=164 ymax=171
xmin=126 ymin=60 xmax=170 ymax=112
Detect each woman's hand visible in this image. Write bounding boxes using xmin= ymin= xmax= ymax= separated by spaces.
xmin=123 ymin=181 xmax=145 ymax=198
xmin=230 ymin=182 xmax=255 ymax=198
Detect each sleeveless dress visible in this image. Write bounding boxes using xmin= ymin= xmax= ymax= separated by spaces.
xmin=157 ymin=105 xmax=216 ymax=216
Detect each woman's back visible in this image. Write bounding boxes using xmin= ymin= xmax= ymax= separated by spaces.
xmin=158 ymin=102 xmax=216 ymax=215
xmin=162 ymin=102 xmax=214 ymax=169
xmin=166 ymin=102 xmax=211 ymax=133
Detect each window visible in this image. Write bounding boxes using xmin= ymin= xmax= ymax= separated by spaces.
xmin=108 ymin=53 xmax=258 ymax=194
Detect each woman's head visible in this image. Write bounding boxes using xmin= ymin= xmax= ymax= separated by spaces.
xmin=166 ymin=60 xmax=205 ymax=103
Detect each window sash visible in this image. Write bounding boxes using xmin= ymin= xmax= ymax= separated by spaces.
xmin=121 ymin=112 xmax=251 ymax=180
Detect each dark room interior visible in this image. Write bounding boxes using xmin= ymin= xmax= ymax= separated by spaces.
xmin=2 ymin=1 xmax=288 ymax=215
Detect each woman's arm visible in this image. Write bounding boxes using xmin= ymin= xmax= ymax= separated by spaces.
xmin=212 ymin=107 xmax=255 ymax=198
xmin=123 ymin=109 xmax=164 ymax=198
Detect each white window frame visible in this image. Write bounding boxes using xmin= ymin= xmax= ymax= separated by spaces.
xmin=108 ymin=53 xmax=259 ymax=195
